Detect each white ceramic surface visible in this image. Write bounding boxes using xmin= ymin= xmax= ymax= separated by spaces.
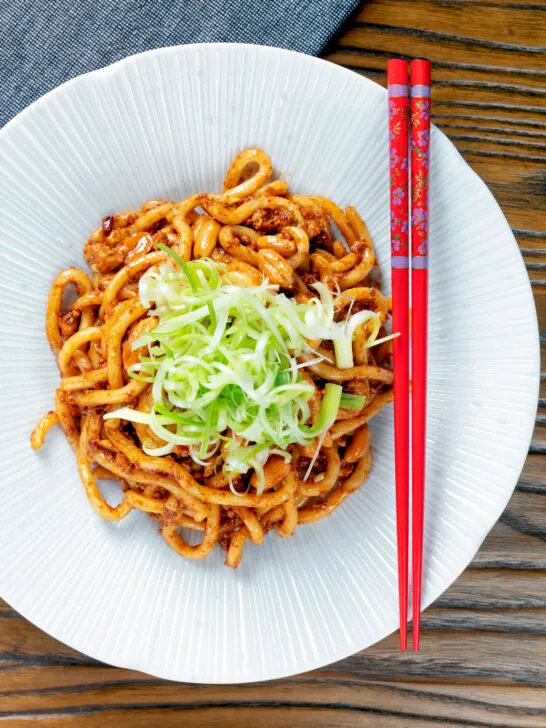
xmin=0 ymin=44 xmax=539 ymax=683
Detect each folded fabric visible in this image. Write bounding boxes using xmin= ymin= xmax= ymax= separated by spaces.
xmin=1 ymin=0 xmax=359 ymax=127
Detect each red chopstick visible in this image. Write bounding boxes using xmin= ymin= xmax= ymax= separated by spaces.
xmin=387 ymin=59 xmax=410 ymax=652
xmin=410 ymin=59 xmax=431 ymax=652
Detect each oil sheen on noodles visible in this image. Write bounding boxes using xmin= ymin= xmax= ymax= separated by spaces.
xmin=32 ymin=149 xmax=393 ymax=568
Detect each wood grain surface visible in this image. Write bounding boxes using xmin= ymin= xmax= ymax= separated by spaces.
xmin=1 ymin=1 xmax=545 ymax=725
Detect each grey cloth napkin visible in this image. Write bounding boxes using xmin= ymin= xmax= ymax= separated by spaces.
xmin=0 ymin=0 xmax=359 ymax=128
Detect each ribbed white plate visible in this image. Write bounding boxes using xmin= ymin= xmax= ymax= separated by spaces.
xmin=0 ymin=44 xmax=539 ymax=683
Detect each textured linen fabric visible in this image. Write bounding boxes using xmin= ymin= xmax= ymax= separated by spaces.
xmin=0 ymin=0 xmax=359 ymax=127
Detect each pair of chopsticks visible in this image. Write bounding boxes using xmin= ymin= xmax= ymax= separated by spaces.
xmin=388 ymin=58 xmax=431 ymax=651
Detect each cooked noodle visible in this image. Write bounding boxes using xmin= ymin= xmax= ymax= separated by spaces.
xmin=32 ymin=149 xmax=393 ymax=567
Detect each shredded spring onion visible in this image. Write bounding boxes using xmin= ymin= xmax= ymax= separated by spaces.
xmin=106 ymin=256 xmax=382 ymax=493
xmin=339 ymin=393 xmax=367 ymax=410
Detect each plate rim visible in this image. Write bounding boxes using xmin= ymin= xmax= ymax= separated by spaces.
xmin=0 ymin=41 xmax=540 ymax=683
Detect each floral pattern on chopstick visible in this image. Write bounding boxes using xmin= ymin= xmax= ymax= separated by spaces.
xmin=411 ymin=98 xmax=430 ymax=257
xmin=389 ymin=94 xmax=409 ymax=257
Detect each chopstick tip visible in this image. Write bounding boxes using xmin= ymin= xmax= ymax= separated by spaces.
xmin=410 ymin=59 xmax=431 ymax=85
xmin=387 ymin=58 xmax=408 ymax=85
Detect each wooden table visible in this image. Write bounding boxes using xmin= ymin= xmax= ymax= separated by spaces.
xmin=1 ymin=1 xmax=544 ymax=725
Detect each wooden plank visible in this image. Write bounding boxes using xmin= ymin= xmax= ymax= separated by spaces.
xmin=437 ymin=153 xmax=546 ymax=233
xmin=345 ymin=0 xmax=546 ymax=72
xmin=429 ymin=99 xmax=546 ymax=127
xmin=0 ymin=616 xmax=95 ymax=667
xmin=533 ymin=287 xmax=546 ymax=330
xmin=1 ymin=706 xmax=543 ymax=728
xmin=530 ymin=422 xmax=546 ymax=453
xmin=0 ymin=671 xmax=545 ymax=727
xmin=519 ymin=454 xmax=546 ymax=492
xmin=337 ymin=631 xmax=546 ymax=684
xmin=502 ymin=490 xmax=546 ymax=536
xmin=527 ymin=266 xmax=546 ymax=284
xmin=436 ymin=569 xmax=546 ymax=609
xmin=326 ymin=60 xmax=546 ymax=121
xmin=432 ymin=120 xmax=546 ymax=139
xmin=421 ymin=606 xmax=546 ymax=633
xmin=516 ymin=232 xmax=546 ymax=257
xmin=472 ymin=521 xmax=546 ymax=569
xmin=354 ymin=0 xmax=546 ymax=51
xmin=327 ymin=49 xmax=546 ymax=90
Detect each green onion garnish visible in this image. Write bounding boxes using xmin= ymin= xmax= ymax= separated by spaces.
xmin=339 ymin=393 xmax=367 ymax=410
xmin=106 ymin=257 xmax=384 ymax=493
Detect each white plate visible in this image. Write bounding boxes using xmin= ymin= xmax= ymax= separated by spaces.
xmin=0 ymin=44 xmax=539 ymax=683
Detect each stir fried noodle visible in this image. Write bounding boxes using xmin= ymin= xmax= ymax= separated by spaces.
xmin=32 ymin=149 xmax=393 ymax=568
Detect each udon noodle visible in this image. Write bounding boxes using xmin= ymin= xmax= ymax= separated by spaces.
xmin=32 ymin=149 xmax=393 ymax=568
